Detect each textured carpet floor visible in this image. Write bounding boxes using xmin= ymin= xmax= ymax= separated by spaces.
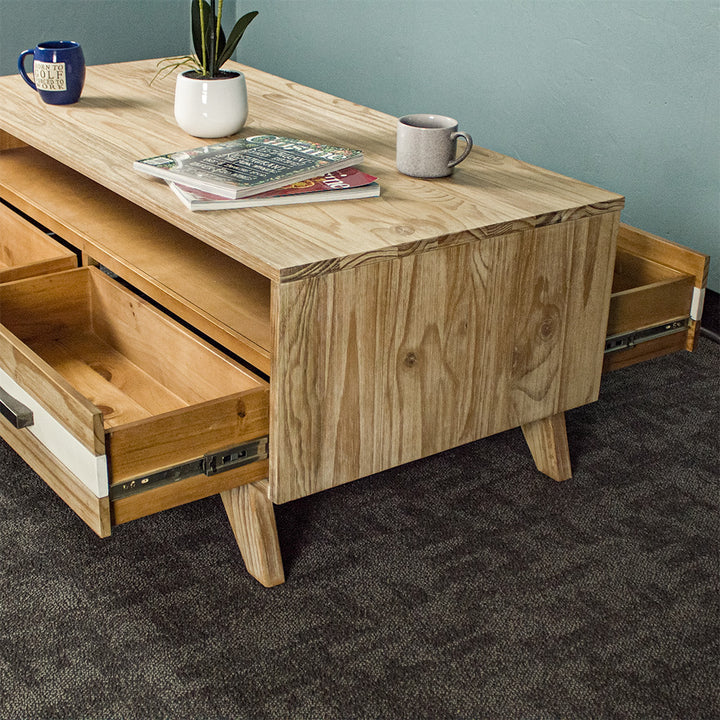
xmin=0 ymin=340 xmax=718 ymax=719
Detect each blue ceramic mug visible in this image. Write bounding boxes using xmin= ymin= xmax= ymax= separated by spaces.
xmin=18 ymin=41 xmax=85 ymax=105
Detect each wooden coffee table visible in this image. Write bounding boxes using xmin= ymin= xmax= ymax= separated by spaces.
xmin=0 ymin=59 xmax=629 ymax=586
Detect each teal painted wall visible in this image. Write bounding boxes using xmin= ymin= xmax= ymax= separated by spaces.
xmin=236 ymin=0 xmax=719 ymax=291
xmin=0 ymin=0 xmax=189 ymax=76
xmin=1 ymin=1 xmax=717 ymax=290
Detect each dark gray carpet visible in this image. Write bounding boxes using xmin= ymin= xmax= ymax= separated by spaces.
xmin=0 ymin=340 xmax=718 ymax=720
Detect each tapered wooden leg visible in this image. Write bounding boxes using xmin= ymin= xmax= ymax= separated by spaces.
xmin=521 ymin=411 xmax=572 ymax=482
xmin=221 ymin=479 xmax=285 ymax=587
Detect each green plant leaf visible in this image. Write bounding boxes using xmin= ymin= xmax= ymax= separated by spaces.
xmin=216 ymin=10 xmax=259 ymax=69
xmin=191 ymin=0 xmax=227 ymax=75
xmin=149 ymin=55 xmax=197 ymax=85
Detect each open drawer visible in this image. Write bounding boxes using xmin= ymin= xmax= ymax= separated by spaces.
xmin=0 ymin=200 xmax=77 ymax=282
xmin=603 ymin=223 xmax=709 ymax=372
xmin=0 ymin=267 xmax=269 ymax=537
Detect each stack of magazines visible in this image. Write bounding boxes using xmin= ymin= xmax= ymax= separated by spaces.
xmin=133 ymin=134 xmax=379 ymax=211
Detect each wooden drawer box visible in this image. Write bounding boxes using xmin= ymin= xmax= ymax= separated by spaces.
xmin=0 ymin=267 xmax=269 ymax=537
xmin=604 ymin=224 xmax=709 ymax=372
xmin=0 ymin=200 xmax=76 ymax=281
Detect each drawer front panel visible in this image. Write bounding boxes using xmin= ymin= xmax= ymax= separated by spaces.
xmin=107 ymin=388 xmax=270 ymax=483
xmin=0 ymin=365 xmax=108 ymax=496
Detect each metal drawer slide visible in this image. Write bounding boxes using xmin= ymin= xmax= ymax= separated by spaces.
xmin=604 ymin=318 xmax=689 ymax=354
xmin=110 ymin=436 xmax=269 ymax=500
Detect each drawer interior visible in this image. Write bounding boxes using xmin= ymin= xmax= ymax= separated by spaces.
xmin=603 ymin=223 xmax=709 ymax=372
xmin=0 ymin=266 xmax=270 ymax=535
xmin=612 ymin=247 xmax=687 ymax=292
xmin=0 ymin=200 xmax=76 ymax=282
xmin=0 ymin=267 xmax=264 ymax=430
xmin=0 ymin=147 xmax=272 ymax=374
xmin=608 ymin=247 xmax=694 ymax=336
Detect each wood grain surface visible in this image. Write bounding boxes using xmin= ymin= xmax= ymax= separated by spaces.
xmin=0 ymin=201 xmax=77 ymax=282
xmin=270 ymin=212 xmax=620 ymax=503
xmin=0 ymin=59 xmax=625 ymax=512
xmin=221 ymin=479 xmax=284 ymax=587
xmin=0 ymin=147 xmax=272 ymax=371
xmin=0 ymin=60 xmax=623 ymax=282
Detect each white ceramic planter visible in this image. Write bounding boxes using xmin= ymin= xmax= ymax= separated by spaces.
xmin=174 ymin=70 xmax=248 ymax=138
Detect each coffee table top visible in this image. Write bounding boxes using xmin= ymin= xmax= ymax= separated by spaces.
xmin=0 ymin=59 xmax=624 ymax=282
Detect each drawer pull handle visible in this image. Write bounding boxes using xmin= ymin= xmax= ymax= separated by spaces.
xmin=0 ymin=387 xmax=34 ymax=429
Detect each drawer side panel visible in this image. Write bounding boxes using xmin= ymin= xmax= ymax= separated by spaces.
xmin=0 ymin=201 xmax=77 ymax=283
xmin=0 ymin=326 xmax=105 ymax=455
xmin=106 ymin=387 xmax=269 ymax=483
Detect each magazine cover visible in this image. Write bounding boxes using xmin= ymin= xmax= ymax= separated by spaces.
xmin=170 ymin=168 xmax=379 ymax=210
xmin=134 ymin=135 xmax=364 ymax=199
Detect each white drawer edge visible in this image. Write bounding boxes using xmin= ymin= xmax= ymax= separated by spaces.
xmin=0 ymin=367 xmax=109 ymax=498
xmin=691 ymin=286 xmax=705 ymax=322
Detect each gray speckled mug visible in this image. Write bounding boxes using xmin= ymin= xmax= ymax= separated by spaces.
xmin=396 ymin=114 xmax=473 ymax=178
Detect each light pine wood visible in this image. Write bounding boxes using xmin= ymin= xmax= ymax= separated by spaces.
xmin=87 ymin=267 xmax=261 ymax=402
xmin=0 ymin=132 xmax=26 ymax=151
xmin=221 ymin=479 xmax=285 ymax=587
xmin=0 ymin=265 xmax=94 ymax=344
xmin=0 ymin=60 xmax=644 ymax=586
xmin=0 ymin=364 xmax=109 ymax=497
xmin=685 ymin=318 xmax=702 ymax=352
xmin=0 ymin=326 xmax=105 ymax=456
xmin=0 ymin=61 xmax=624 ymax=282
xmin=612 ymin=248 xmax=687 ymax=292
xmin=0 ymin=147 xmax=271 ymax=372
xmin=112 ymin=459 xmax=269 ymax=525
xmin=0 ymin=265 xmax=269 ymax=485
xmin=603 ymin=331 xmax=688 ymax=373
xmin=0 ymin=266 xmax=263 ymax=403
xmin=603 ymin=223 xmax=710 ymax=371
xmin=29 ymin=332 xmax=169 ymax=427
xmin=106 ymin=388 xmax=269 ymax=484
xmin=608 ymin=266 xmax=694 ymax=335
xmin=617 ymin=223 xmax=709 ymax=289
xmin=0 ymin=201 xmax=77 ymax=282
xmin=270 ymin=213 xmax=620 ymax=503
xmin=521 ymin=412 xmax=572 ymax=482
xmin=0 ymin=411 xmax=110 ymax=537
xmin=615 ymin=223 xmax=709 ymax=352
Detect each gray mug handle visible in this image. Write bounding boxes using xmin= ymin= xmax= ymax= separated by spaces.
xmin=449 ymin=131 xmax=473 ymax=168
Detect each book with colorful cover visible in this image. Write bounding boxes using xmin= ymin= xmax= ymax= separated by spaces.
xmin=169 ymin=168 xmax=379 ymax=211
xmin=133 ymin=135 xmax=364 ymax=199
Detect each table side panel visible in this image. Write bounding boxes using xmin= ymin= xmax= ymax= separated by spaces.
xmin=270 ymin=212 xmax=619 ymax=503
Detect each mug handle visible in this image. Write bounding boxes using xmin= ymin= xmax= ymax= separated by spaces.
xmin=18 ymin=49 xmax=37 ymax=91
xmin=449 ymin=131 xmax=473 ymax=168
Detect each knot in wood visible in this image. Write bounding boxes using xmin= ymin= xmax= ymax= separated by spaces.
xmin=404 ymin=351 xmax=418 ymax=367
xmin=537 ymin=306 xmax=560 ymax=342
xmin=539 ymin=318 xmax=555 ymax=340
xmin=394 ymin=225 xmax=415 ymax=236
xmin=89 ymin=362 xmax=112 ymax=382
